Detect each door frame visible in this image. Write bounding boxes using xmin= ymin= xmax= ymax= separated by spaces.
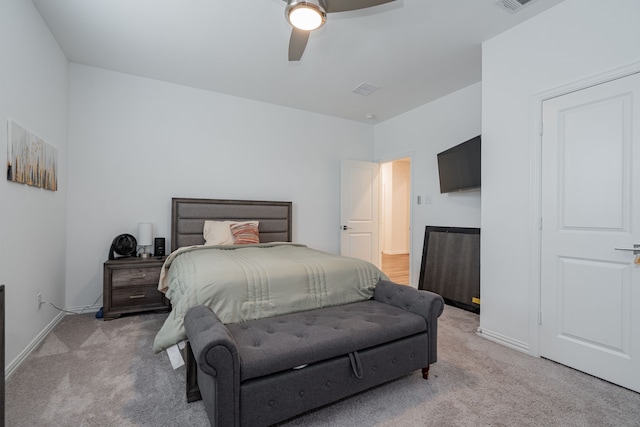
xmin=529 ymin=61 xmax=640 ymax=357
xmin=376 ymin=151 xmax=414 ymax=286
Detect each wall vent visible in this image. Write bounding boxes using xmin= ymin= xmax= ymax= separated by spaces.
xmin=494 ymin=0 xmax=535 ymax=13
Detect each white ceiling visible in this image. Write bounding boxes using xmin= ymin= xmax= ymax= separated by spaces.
xmin=32 ymin=0 xmax=565 ymax=123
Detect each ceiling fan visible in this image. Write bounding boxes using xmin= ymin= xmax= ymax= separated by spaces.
xmin=283 ymin=0 xmax=396 ymax=61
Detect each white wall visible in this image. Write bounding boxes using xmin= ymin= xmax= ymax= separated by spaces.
xmin=391 ymin=161 xmax=410 ymax=254
xmin=66 ymin=64 xmax=374 ymax=308
xmin=481 ymin=0 xmax=640 ymax=350
xmin=0 ymin=0 xmax=68 ymax=368
xmin=381 ymin=160 xmax=410 ymax=255
xmin=381 ymin=162 xmax=394 ymax=253
xmin=374 ymin=83 xmax=482 ymax=285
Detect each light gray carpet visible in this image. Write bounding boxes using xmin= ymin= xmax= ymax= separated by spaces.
xmin=6 ymin=306 xmax=640 ymax=426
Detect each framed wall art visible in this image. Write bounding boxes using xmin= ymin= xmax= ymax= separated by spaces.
xmin=6 ymin=120 xmax=57 ymax=191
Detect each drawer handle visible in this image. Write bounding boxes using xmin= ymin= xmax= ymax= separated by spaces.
xmin=131 ymin=273 xmax=147 ymax=280
xmin=129 ymin=294 xmax=146 ymax=300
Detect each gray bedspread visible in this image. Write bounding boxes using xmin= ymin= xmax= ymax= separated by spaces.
xmin=153 ymin=243 xmax=387 ymax=352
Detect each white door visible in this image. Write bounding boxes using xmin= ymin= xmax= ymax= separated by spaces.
xmin=540 ymin=72 xmax=640 ymax=392
xmin=340 ymin=159 xmax=380 ymax=267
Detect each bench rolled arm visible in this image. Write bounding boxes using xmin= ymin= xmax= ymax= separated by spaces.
xmin=374 ymin=280 xmax=444 ymax=363
xmin=185 ymin=305 xmax=241 ymax=427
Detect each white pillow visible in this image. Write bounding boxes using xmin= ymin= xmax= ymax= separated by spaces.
xmin=203 ymin=220 xmax=259 ymax=246
xmin=203 ymin=221 xmax=234 ymax=245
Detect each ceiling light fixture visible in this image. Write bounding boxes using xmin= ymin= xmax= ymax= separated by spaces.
xmin=285 ymin=0 xmax=327 ymax=31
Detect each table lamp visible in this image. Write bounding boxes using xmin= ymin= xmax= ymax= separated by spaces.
xmin=137 ymin=222 xmax=153 ymax=258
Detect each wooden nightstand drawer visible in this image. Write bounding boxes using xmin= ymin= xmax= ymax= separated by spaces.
xmin=112 ymin=266 xmax=161 ymax=287
xmin=111 ymin=284 xmax=164 ymax=308
xmin=103 ymin=256 xmax=170 ymax=320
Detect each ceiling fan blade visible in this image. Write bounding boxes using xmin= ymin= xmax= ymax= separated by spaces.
xmin=288 ymin=28 xmax=310 ymax=61
xmin=324 ymin=0 xmax=395 ymax=13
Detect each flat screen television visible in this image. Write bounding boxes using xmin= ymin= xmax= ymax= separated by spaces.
xmin=437 ymin=135 xmax=481 ymax=193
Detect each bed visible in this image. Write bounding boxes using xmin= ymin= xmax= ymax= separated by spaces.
xmin=153 ymin=198 xmax=387 ymax=354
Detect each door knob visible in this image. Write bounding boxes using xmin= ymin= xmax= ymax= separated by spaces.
xmin=341 ymin=225 xmax=352 ymax=230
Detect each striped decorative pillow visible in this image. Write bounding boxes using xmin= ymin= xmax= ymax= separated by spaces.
xmin=230 ymin=222 xmax=260 ymax=244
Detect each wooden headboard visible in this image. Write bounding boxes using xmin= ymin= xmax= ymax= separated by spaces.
xmin=171 ymin=198 xmax=293 ymax=251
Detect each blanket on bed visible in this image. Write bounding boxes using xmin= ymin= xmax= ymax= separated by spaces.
xmin=153 ymin=243 xmax=387 ymax=352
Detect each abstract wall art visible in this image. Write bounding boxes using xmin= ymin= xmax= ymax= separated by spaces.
xmin=6 ymin=120 xmax=57 ymax=191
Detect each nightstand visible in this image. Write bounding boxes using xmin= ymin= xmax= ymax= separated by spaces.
xmin=103 ymin=256 xmax=170 ymax=320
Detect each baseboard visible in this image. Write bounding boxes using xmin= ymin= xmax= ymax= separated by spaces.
xmin=476 ymin=327 xmax=530 ymax=354
xmin=65 ymin=303 xmax=102 ymax=314
xmin=5 ymin=311 xmax=65 ymax=379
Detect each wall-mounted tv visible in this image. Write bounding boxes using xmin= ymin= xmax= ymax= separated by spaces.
xmin=437 ymin=135 xmax=481 ymax=193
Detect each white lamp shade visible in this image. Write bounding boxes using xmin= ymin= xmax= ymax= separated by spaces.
xmin=137 ymin=223 xmax=153 ymax=246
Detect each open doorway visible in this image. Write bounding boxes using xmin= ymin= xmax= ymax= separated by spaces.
xmin=380 ymin=158 xmax=411 ymax=284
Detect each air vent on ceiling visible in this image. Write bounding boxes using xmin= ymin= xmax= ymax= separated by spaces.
xmin=352 ymin=82 xmax=380 ymax=96
xmin=494 ymin=0 xmax=535 ymax=13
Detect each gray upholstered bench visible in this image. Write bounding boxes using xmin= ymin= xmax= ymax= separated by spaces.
xmin=185 ymin=280 xmax=444 ymax=427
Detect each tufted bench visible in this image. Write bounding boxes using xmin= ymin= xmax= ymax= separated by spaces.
xmin=185 ymin=280 xmax=444 ymax=427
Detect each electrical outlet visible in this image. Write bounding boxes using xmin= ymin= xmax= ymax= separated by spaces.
xmin=37 ymin=293 xmax=42 ymax=310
